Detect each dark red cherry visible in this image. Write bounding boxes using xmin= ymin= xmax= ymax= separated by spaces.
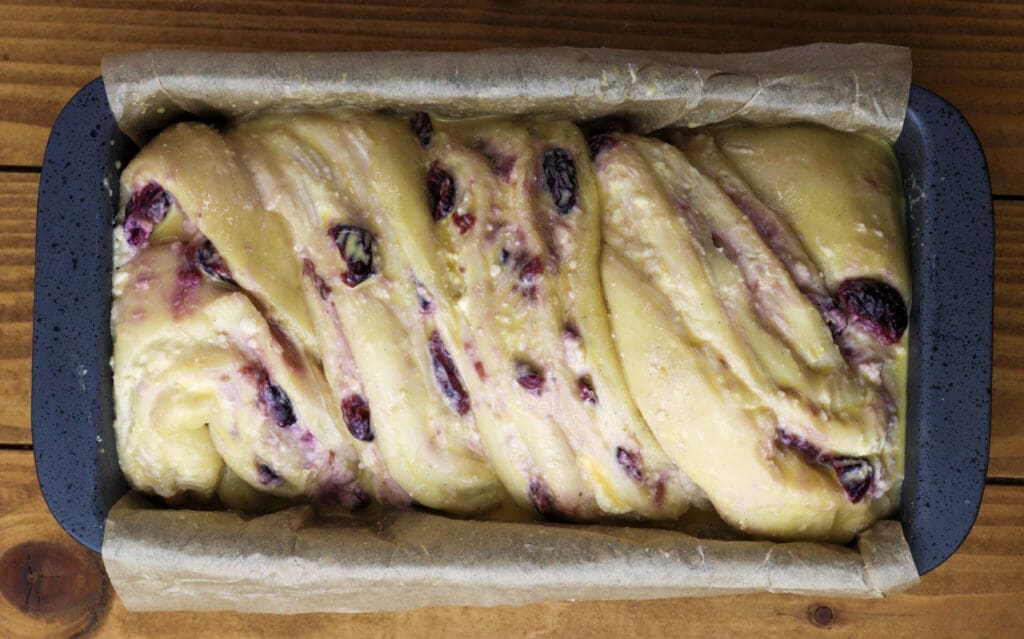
xmin=515 ymin=361 xmax=545 ymax=396
xmin=256 ymin=461 xmax=285 ymax=487
xmin=615 ymin=447 xmax=643 ymax=481
xmin=829 ymin=457 xmax=875 ymax=504
xmin=428 ymin=330 xmax=471 ymax=415
xmin=253 ymin=370 xmax=297 ymax=428
xmin=341 ymin=393 xmax=373 ymax=442
xmin=452 ymin=211 xmax=476 ymax=234
xmin=519 ymin=256 xmax=544 ymax=285
xmin=124 ymin=182 xmax=171 ymax=247
xmin=528 ymin=479 xmax=568 ymax=521
xmin=196 ymin=239 xmax=236 ymax=286
xmin=542 ymin=148 xmax=578 ymax=215
xmin=837 ymin=278 xmax=908 ymax=345
xmin=776 ymin=429 xmax=875 ymax=504
xmin=427 ymin=162 xmax=457 ymax=221
xmin=410 ymin=111 xmax=433 ymax=147
xmin=588 ymin=134 xmax=619 ymax=159
xmin=330 ymin=225 xmax=377 ymax=288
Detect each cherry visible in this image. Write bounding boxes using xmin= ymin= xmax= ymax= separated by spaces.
xmin=587 ymin=134 xmax=618 ymax=159
xmin=195 ymin=239 xmax=236 ymax=286
xmin=330 ymin=225 xmax=377 ymax=288
xmin=830 ymin=457 xmax=875 ymax=504
xmin=428 ymin=330 xmax=471 ymax=415
xmin=124 ymin=182 xmax=171 ymax=247
xmin=776 ymin=429 xmax=875 ymax=504
xmin=528 ymin=479 xmax=568 ymax=521
xmin=515 ymin=361 xmax=545 ymax=396
xmin=252 ymin=369 xmax=297 ymax=428
xmin=452 ymin=211 xmax=476 ymax=234
xmin=341 ymin=393 xmax=373 ymax=441
xmin=837 ymin=278 xmax=908 ymax=345
xmin=256 ymin=462 xmax=284 ymax=487
xmin=615 ymin=447 xmax=643 ymax=481
xmin=410 ymin=111 xmax=433 ymax=147
xmin=542 ymin=148 xmax=578 ymax=215
xmin=427 ymin=162 xmax=456 ymax=221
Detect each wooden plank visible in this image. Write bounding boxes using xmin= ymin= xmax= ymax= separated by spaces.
xmin=1 ymin=449 xmax=1021 ymax=637
xmin=0 ymin=450 xmax=110 ymax=638
xmin=0 ymin=172 xmax=34 ymax=445
xmin=992 ymin=201 xmax=1024 ymax=478
xmin=1 ymin=1 xmax=1023 ymax=193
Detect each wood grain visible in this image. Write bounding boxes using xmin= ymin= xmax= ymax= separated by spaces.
xmin=0 ymin=449 xmax=1021 ymax=638
xmin=1 ymin=1 xmax=1023 ymax=193
xmin=3 ymin=4 xmax=1022 ymax=627
xmin=0 ymin=451 xmax=110 ymax=639
xmin=992 ymin=201 xmax=1024 ymax=478
xmin=0 ymin=172 xmax=34 ymax=445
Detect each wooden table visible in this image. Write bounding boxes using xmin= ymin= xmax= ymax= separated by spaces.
xmin=2 ymin=2 xmax=1022 ymax=636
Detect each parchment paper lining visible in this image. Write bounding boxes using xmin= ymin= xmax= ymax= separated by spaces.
xmin=102 ymin=44 xmax=911 ymax=145
xmin=104 ymin=495 xmax=916 ymax=613
xmin=100 ymin=44 xmax=918 ymax=613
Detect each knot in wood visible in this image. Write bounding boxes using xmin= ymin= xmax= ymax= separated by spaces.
xmin=0 ymin=541 xmax=103 ymax=616
xmin=810 ymin=604 xmax=835 ymax=627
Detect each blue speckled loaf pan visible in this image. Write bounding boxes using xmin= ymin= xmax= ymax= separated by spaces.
xmin=32 ymin=79 xmax=993 ymax=575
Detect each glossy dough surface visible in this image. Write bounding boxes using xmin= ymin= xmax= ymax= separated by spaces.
xmin=112 ymin=114 xmax=908 ymax=542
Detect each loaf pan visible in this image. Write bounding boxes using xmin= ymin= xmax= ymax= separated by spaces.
xmin=32 ymin=78 xmax=993 ymax=575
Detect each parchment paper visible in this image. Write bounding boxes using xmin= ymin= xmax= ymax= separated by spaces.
xmin=104 ymin=494 xmax=917 ymax=613
xmin=102 ymin=43 xmax=911 ymax=145
xmin=99 ymin=44 xmax=919 ymax=613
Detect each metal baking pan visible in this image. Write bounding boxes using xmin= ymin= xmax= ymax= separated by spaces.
xmin=32 ymin=78 xmax=993 ymax=575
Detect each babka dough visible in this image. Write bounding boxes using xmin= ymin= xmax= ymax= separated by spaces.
xmin=112 ymin=114 xmax=908 ymax=542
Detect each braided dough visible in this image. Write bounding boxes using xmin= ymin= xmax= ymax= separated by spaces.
xmin=112 ymin=113 xmax=907 ymax=542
